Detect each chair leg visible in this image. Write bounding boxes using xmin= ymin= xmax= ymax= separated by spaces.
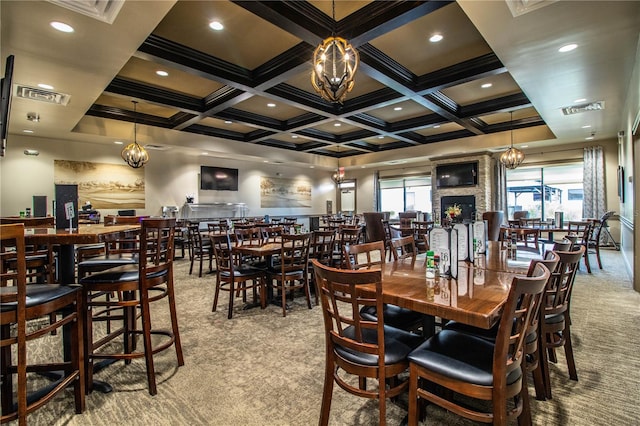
xmin=281 ymin=280 xmax=287 ymax=317
xmin=531 ymin=346 xmax=547 ymax=400
xmin=583 ymin=249 xmax=591 ymax=273
xmin=140 ymin=287 xmax=157 ymax=396
xmin=518 ymin=369 xmax=532 ymax=426
xmin=71 ymin=292 xmax=86 ymax=413
xmin=540 ymin=336 xmax=553 ymax=400
xmin=166 ymin=275 xmax=185 ymax=367
xmin=408 ymin=364 xmax=420 ymax=426
xmin=595 ymin=245 xmax=603 ymax=269
xmin=319 ymin=356 xmax=335 ymax=426
xmin=563 ymin=322 xmax=578 ymax=381
xmin=212 ymin=279 xmax=222 ymax=312
xmin=227 ymin=281 xmax=235 ymax=319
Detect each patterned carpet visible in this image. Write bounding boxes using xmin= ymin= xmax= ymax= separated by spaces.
xmin=10 ymin=248 xmax=640 ymax=425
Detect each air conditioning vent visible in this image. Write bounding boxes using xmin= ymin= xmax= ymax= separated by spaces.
xmin=14 ymin=85 xmax=71 ymax=106
xmin=144 ymin=144 xmax=170 ymax=151
xmin=561 ymin=101 xmax=605 ymax=116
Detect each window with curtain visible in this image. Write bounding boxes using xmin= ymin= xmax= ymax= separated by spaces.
xmin=379 ymin=176 xmax=431 ymax=219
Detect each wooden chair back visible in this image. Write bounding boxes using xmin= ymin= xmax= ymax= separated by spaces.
xmin=343 ymin=240 xmax=385 ymax=270
xmin=390 ymin=235 xmax=417 ymax=262
xmin=310 ymin=230 xmax=335 ymax=265
xmin=542 ymin=246 xmax=584 ymax=319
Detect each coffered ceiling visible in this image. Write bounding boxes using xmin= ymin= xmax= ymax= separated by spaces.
xmin=1 ymin=1 xmax=639 ymax=170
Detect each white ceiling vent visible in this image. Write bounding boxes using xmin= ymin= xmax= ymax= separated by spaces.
xmin=14 ymin=84 xmax=71 ymax=106
xmin=505 ymin=0 xmax=558 ymax=17
xmin=144 ymin=144 xmax=170 ymax=151
xmin=48 ymin=0 xmax=125 ymax=24
xmin=561 ymin=101 xmax=605 ymax=116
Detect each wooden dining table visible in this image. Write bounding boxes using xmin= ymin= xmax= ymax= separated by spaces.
xmin=375 ymin=241 xmax=539 ymax=330
xmin=24 ymin=223 xmax=141 ymax=283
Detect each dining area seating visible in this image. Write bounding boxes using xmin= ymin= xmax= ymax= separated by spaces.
xmin=1 ymin=223 xmax=85 ymax=424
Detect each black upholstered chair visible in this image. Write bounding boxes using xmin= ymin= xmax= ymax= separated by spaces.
xmin=407 ymin=263 xmax=550 ymax=426
xmin=1 ymin=224 xmax=85 ymax=423
xmin=79 ymin=218 xmax=183 ymax=395
xmin=210 ymin=233 xmax=265 ymax=319
xmin=311 ymin=260 xmax=423 ymax=425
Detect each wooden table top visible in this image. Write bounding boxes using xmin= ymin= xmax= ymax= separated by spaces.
xmin=373 ymin=241 xmax=541 ymax=329
xmin=23 ymin=224 xmax=140 ymax=245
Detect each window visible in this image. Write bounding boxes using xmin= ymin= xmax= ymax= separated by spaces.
xmin=379 ymin=176 xmax=431 ymax=219
xmin=506 ymin=163 xmax=583 ymax=221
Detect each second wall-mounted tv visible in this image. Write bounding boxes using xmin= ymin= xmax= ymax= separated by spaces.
xmin=200 ymin=166 xmax=238 ymax=191
xmin=435 ymin=161 xmax=478 ymax=188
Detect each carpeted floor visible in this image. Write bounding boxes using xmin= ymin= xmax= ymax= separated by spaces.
xmin=10 ymin=248 xmax=640 ymax=425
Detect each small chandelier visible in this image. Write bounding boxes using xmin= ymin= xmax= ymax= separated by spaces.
xmin=331 ymin=166 xmax=345 ymax=184
xmin=499 ymin=111 xmax=525 ymax=169
xmin=311 ymin=0 xmax=359 ymax=103
xmin=121 ymin=100 xmax=149 ymax=168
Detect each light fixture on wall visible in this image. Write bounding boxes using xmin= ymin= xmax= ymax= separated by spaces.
xmin=331 ymin=166 xmax=345 ymax=184
xmin=311 ymin=0 xmax=359 ymax=103
xmin=499 ymin=111 xmax=525 ymax=169
xmin=121 ymin=100 xmax=149 ymax=168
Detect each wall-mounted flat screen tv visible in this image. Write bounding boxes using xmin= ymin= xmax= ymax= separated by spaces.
xmin=435 ymin=161 xmax=478 ymax=188
xmin=0 ymin=55 xmax=15 ymax=157
xmin=200 ymin=166 xmax=238 ymax=191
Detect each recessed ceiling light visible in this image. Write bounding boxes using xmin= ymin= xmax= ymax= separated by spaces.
xmin=209 ymin=21 xmax=224 ymax=31
xmin=585 ymin=136 xmax=594 ymax=140
xmin=558 ymin=43 xmax=578 ymax=53
xmin=393 ymin=107 xmax=402 ymax=111
xmin=263 ymin=160 xmax=269 ymax=163
xmin=114 ymin=141 xmax=124 ymax=145
xmin=521 ymin=145 xmax=529 ymax=148
xmin=37 ymin=83 xmax=54 ymax=90
xmin=50 ymin=21 xmax=74 ymax=33
xmin=22 ymin=129 xmax=34 ymax=134
xmin=292 ymin=135 xmax=298 ymax=138
xmin=267 ymin=103 xmax=276 ymax=108
xmin=378 ymin=136 xmax=384 ymax=139
xmin=156 ymin=70 xmax=169 ymax=77
xmin=574 ymin=98 xmax=587 ymax=103
xmin=581 ymin=125 xmax=592 ymax=129
xmin=309 ymin=166 xmax=315 ymax=169
xmin=334 ymin=123 xmax=341 ymax=127
xmin=481 ymin=83 xmax=492 ymax=89
xmin=429 ymin=34 xmax=443 ymax=43
xmin=202 ymin=152 xmax=208 ymax=155
xmin=224 ymin=120 xmax=232 ymax=124
xmin=433 ymin=125 xmax=440 ymax=129
xmin=361 ymin=166 xmax=366 ymax=169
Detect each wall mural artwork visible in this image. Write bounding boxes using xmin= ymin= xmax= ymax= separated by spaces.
xmin=54 ymin=160 xmax=145 ymax=209
xmin=260 ymin=176 xmax=311 ymax=208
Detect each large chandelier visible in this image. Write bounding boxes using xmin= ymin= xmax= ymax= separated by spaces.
xmin=331 ymin=166 xmax=345 ymax=184
xmin=311 ymin=0 xmax=359 ymax=103
xmin=121 ymin=100 xmax=149 ymax=168
xmin=499 ymin=111 xmax=525 ymax=169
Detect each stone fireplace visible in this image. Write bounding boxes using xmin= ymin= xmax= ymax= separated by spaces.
xmin=432 ymin=153 xmax=495 ymax=221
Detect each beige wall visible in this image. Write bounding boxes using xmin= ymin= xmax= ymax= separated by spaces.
xmin=0 ymin=135 xmax=336 ymax=220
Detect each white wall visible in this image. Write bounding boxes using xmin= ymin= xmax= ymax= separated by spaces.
xmin=0 ymin=135 xmax=336 ymax=219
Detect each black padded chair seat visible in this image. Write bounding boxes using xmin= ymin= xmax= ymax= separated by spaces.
xmin=360 ymin=304 xmax=426 ymax=331
xmin=0 ymin=284 xmax=80 ymax=312
xmin=544 ymin=312 xmax=565 ymax=324
xmin=219 ymin=264 xmax=264 ymax=278
xmin=78 ymin=253 xmax=138 ymax=267
xmin=335 ymin=324 xmax=424 ymax=366
xmin=79 ymin=265 xmax=166 ymax=284
xmin=444 ymin=320 xmax=536 ymax=344
xmin=407 ymin=329 xmax=522 ymax=387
